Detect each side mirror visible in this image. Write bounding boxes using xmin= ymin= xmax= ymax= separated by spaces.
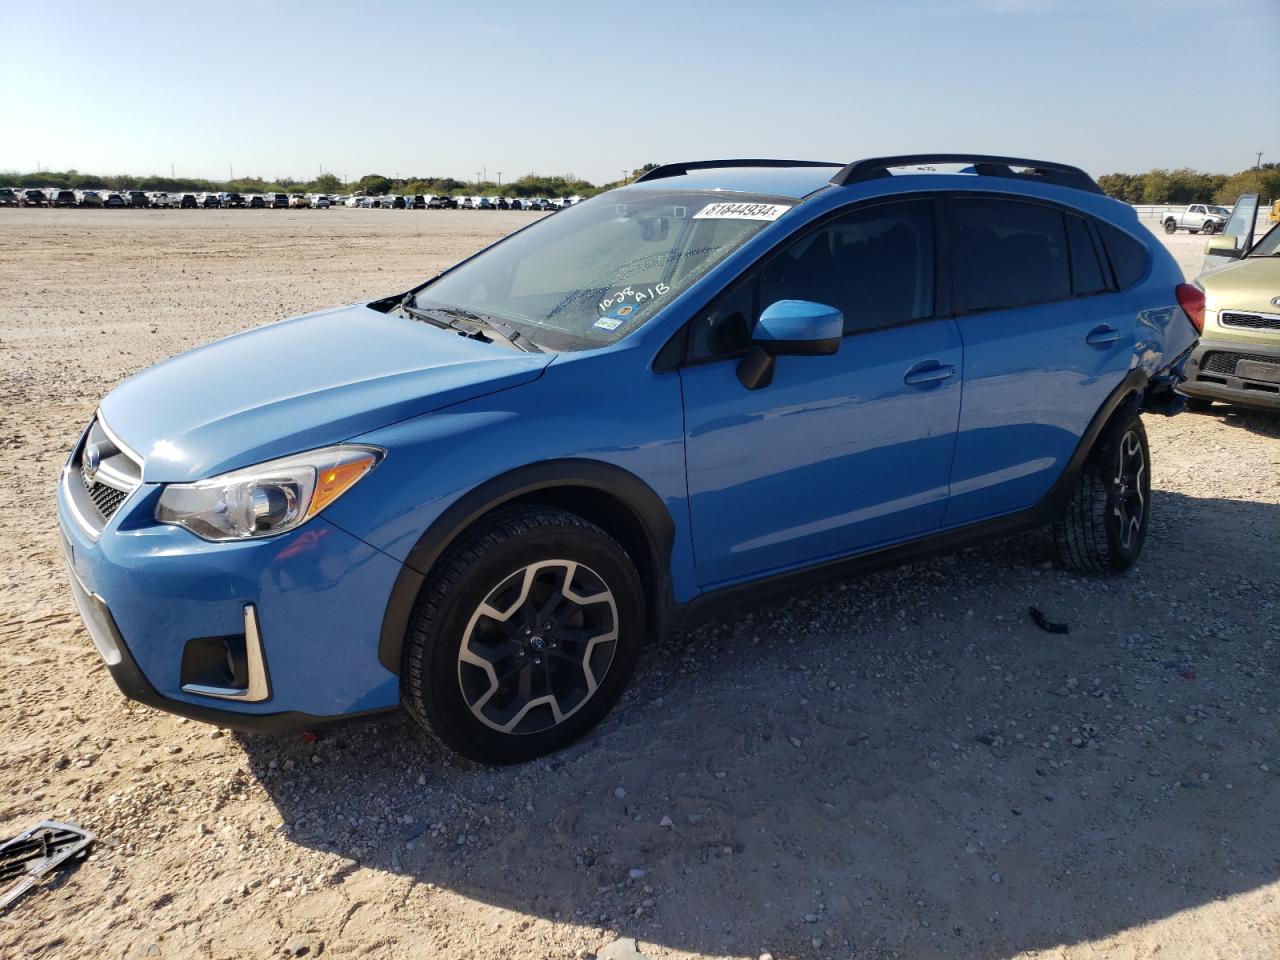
xmin=737 ymin=300 xmax=842 ymax=390
xmin=1204 ymin=235 xmax=1241 ymax=259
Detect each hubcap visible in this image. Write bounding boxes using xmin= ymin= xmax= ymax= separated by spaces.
xmin=1113 ymin=430 xmax=1146 ymax=550
xmin=457 ymin=559 xmax=618 ymax=734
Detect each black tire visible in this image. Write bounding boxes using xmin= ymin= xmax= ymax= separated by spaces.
xmin=1202 ymin=221 xmax=1217 ymax=235
xmin=1053 ymin=411 xmax=1151 ymax=574
xmin=1163 ymin=219 xmax=1177 ymax=234
xmin=1185 ymin=397 xmax=1214 ymax=412
xmin=401 ymin=505 xmax=644 ymax=763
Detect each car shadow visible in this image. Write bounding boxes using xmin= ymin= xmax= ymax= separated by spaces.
xmin=1190 ymin=403 xmax=1280 ymax=438
xmin=237 ymin=490 xmax=1278 ymax=958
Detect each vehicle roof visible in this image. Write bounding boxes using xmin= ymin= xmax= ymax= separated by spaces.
xmin=618 ymin=156 xmax=1107 ymax=205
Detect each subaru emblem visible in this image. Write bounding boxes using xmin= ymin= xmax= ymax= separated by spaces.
xmin=1272 ymin=296 xmax=1280 ymax=308
xmin=83 ymin=442 xmax=101 ymax=483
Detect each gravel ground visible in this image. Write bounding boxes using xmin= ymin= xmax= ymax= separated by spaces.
xmin=0 ymin=209 xmax=1276 ymax=960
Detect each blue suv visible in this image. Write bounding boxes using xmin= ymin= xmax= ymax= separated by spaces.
xmin=57 ymin=154 xmax=1202 ymax=762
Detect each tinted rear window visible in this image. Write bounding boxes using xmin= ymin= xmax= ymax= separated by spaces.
xmin=1096 ymin=222 xmax=1149 ymax=289
xmin=1065 ymin=214 xmax=1107 ymax=296
xmin=949 ymin=198 xmax=1070 ymax=313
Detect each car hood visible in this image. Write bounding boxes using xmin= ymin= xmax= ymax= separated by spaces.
xmin=99 ymin=303 xmax=553 ymax=483
xmin=1201 ymin=256 xmax=1280 ymax=314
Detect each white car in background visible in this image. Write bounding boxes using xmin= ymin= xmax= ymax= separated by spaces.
xmin=309 ymin=195 xmax=331 ymax=208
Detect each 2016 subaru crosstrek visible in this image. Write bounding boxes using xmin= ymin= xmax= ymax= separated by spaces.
xmin=58 ymin=154 xmax=1202 ymax=763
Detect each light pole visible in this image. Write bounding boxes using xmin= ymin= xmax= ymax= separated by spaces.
xmin=1257 ymin=151 xmax=1264 ymax=169
xmin=497 ymin=171 xmax=502 ymax=188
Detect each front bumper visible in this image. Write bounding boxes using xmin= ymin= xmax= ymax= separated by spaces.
xmin=57 ymin=465 xmax=404 ymax=732
xmin=1180 ymin=337 xmax=1280 ymax=410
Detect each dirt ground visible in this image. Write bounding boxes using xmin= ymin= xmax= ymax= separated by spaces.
xmin=0 ymin=209 xmax=1276 ymax=960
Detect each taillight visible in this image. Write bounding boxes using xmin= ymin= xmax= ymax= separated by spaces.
xmin=1176 ymin=283 xmax=1205 ymax=334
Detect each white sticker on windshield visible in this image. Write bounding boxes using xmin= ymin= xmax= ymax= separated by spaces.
xmin=692 ymin=201 xmax=792 ymax=221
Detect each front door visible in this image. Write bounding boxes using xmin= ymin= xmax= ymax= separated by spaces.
xmin=679 ymin=198 xmax=963 ymax=587
xmin=1202 ymin=194 xmax=1259 ymax=274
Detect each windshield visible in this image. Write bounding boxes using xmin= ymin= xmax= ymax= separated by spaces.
xmin=1247 ymin=223 xmax=1279 ymax=257
xmin=1207 ymin=206 xmax=1230 ymax=216
xmin=412 ymin=190 xmax=794 ymax=351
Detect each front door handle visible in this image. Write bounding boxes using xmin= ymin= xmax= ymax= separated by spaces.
xmin=1086 ymin=324 xmax=1121 ymax=347
xmin=904 ymin=361 xmax=957 ymax=386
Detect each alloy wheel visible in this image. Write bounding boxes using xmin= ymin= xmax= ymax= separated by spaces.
xmin=457 ymin=560 xmax=618 ymax=734
xmin=1112 ymin=429 xmax=1146 ymax=550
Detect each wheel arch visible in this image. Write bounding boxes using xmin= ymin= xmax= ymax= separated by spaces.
xmin=378 ymin=459 xmax=676 ymax=675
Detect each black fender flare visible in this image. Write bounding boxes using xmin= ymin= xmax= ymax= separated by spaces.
xmin=1037 ymin=367 xmax=1148 ymax=516
xmin=377 ymin=459 xmax=676 ymax=675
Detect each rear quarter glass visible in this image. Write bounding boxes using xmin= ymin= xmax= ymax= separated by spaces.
xmin=1096 ymin=221 xmax=1151 ymax=289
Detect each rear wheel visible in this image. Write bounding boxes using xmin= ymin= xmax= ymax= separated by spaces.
xmin=1163 ymin=219 xmax=1177 ymax=234
xmin=401 ymin=506 xmax=644 ymax=763
xmin=1053 ymin=411 xmax=1151 ymax=574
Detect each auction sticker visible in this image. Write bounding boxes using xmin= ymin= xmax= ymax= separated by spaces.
xmin=693 ymin=201 xmax=792 ymax=221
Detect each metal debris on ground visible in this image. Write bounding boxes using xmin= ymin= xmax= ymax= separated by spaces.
xmin=1029 ymin=606 xmax=1070 ymax=634
xmin=0 ymin=820 xmax=96 ymax=912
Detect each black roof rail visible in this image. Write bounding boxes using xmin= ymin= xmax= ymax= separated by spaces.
xmin=634 ymin=159 xmax=842 ymax=183
xmin=830 ymin=154 xmax=1103 ymax=195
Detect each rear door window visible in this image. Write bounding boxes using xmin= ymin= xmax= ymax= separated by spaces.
xmin=1065 ymin=214 xmax=1107 ymax=296
xmin=949 ymin=197 xmax=1071 ymax=313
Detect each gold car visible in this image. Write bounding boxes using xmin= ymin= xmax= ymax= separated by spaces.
xmin=1180 ymin=222 xmax=1280 ymax=411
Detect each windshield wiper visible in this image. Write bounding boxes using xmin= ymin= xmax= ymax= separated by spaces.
xmin=402 ymin=299 xmax=544 ymax=353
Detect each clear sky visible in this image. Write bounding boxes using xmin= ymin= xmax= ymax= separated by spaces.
xmin=2 ymin=0 xmax=1276 ymax=185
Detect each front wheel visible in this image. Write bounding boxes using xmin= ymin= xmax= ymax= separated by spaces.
xmin=1053 ymin=411 xmax=1151 ymax=574
xmin=401 ymin=506 xmax=644 ymax=763
xmin=1202 ymin=221 xmax=1218 ymax=235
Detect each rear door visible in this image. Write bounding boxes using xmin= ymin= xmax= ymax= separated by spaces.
xmin=942 ymin=195 xmax=1130 ymax=526
xmin=679 ymin=198 xmax=964 ymax=586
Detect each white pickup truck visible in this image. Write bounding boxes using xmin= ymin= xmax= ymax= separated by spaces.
xmin=1161 ymin=203 xmax=1230 ymax=235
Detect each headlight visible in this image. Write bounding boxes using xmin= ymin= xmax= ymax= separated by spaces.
xmin=155 ymin=445 xmax=383 ymax=541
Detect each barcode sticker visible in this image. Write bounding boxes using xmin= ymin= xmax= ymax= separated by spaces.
xmin=692 ymin=202 xmax=792 ymax=221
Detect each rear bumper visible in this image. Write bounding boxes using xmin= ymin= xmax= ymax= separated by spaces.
xmin=1180 ymin=338 xmax=1280 ymax=410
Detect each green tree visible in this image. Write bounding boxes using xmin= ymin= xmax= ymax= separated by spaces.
xmin=356 ymin=174 xmax=392 ymax=195
xmin=1215 ymin=167 xmax=1280 ymax=205
xmin=313 ymin=173 xmax=343 ymax=193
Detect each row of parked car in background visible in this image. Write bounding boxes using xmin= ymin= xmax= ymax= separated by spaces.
xmin=0 ymin=186 xmax=580 ymax=211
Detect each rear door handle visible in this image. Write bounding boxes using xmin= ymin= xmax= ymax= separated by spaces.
xmin=904 ymin=361 xmax=956 ymax=386
xmin=1086 ymin=324 xmax=1121 ymax=347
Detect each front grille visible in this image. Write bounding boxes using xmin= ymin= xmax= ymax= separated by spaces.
xmin=1199 ymin=350 xmax=1280 ymax=377
xmin=69 ymin=417 xmax=143 ymax=530
xmin=82 ymin=464 xmax=129 ymax=520
xmin=1220 ymin=311 xmax=1280 ymax=332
